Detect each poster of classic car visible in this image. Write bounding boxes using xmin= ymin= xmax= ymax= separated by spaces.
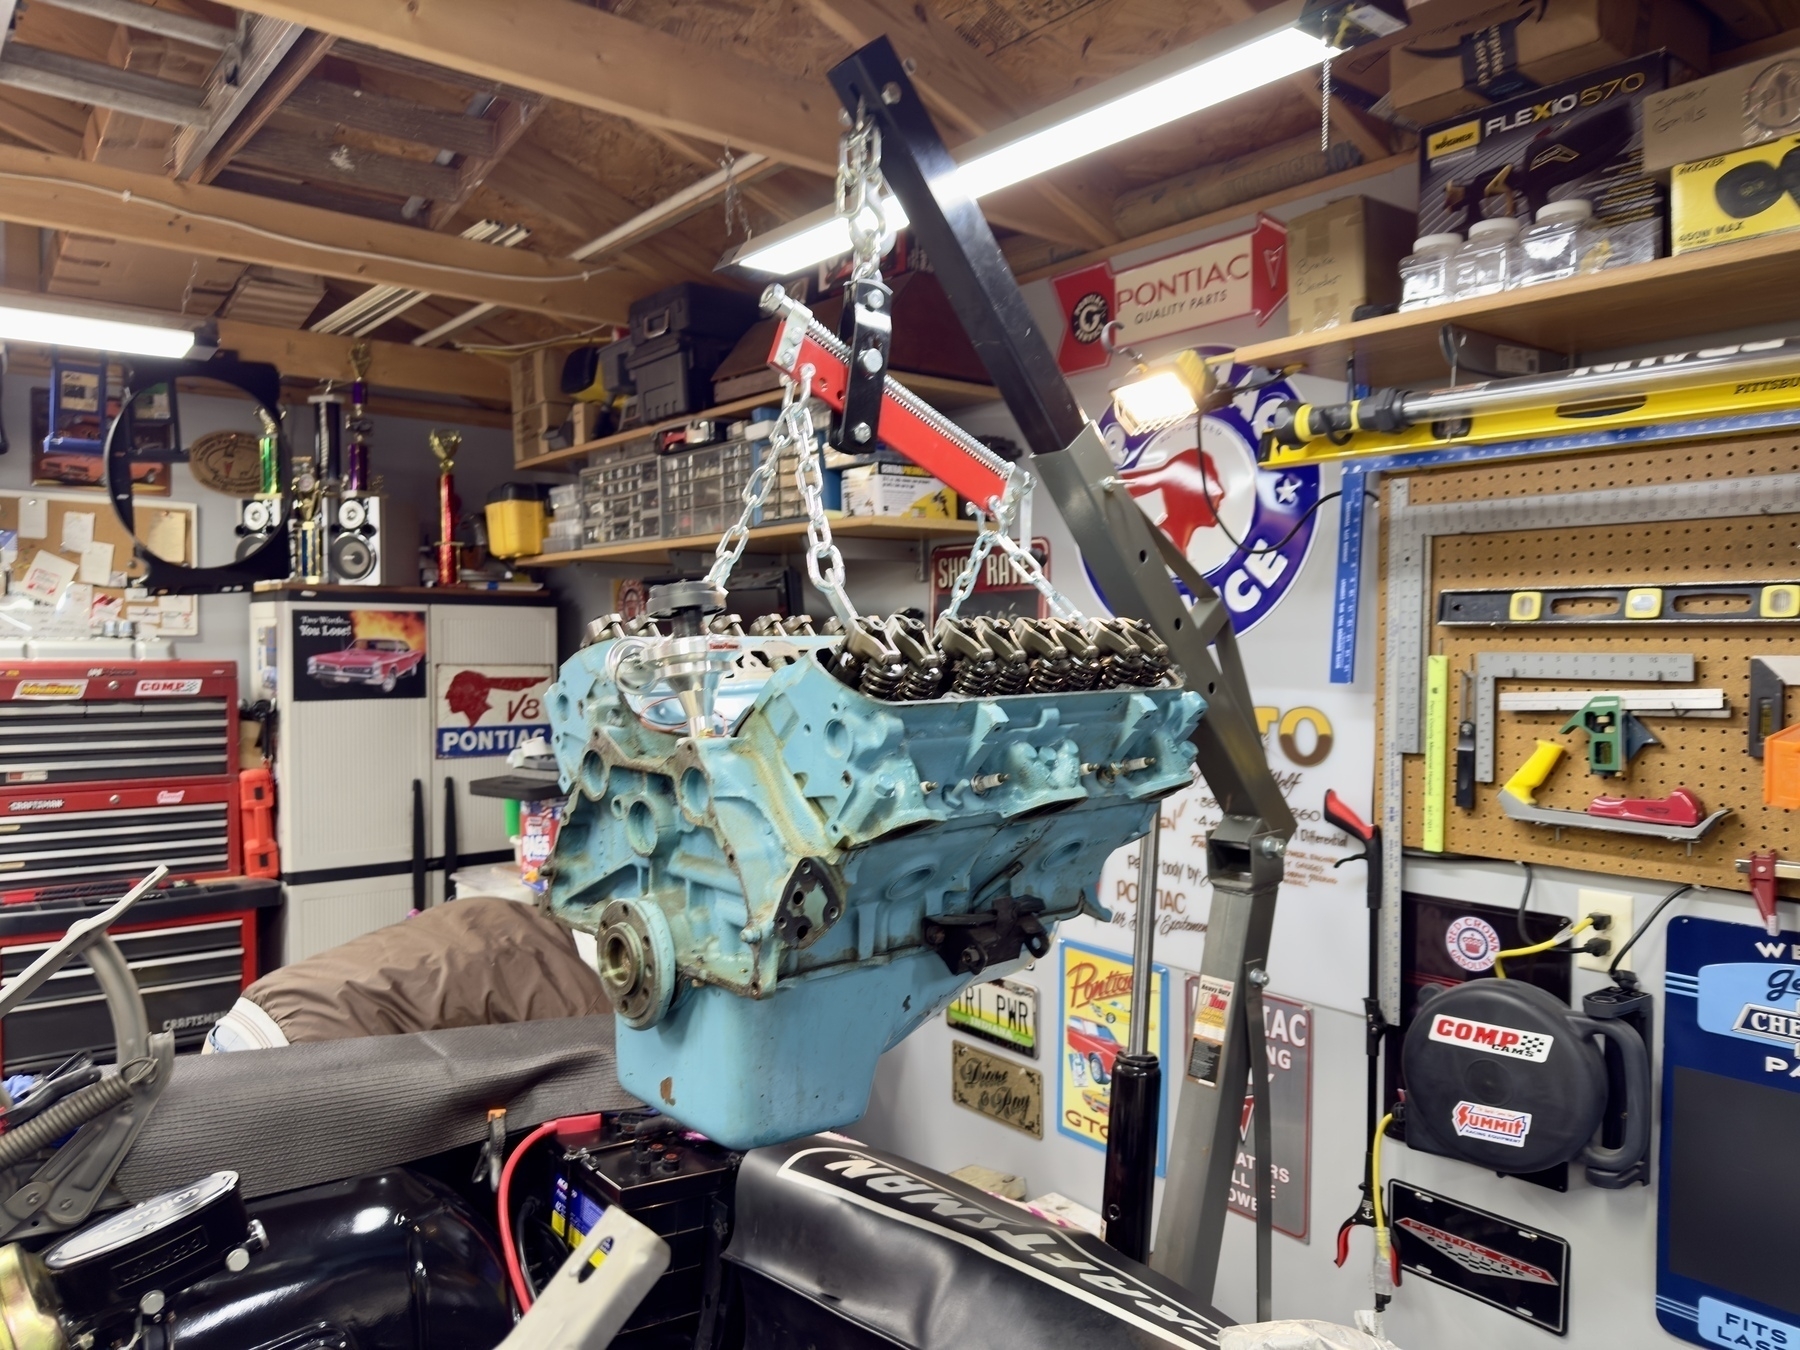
xmin=291 ymin=608 xmax=427 ymax=702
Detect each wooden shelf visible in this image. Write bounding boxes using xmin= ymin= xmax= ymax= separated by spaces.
xmin=518 ymin=371 xmax=998 ymax=471
xmin=521 ymin=514 xmax=981 ymax=567
xmin=1219 ymin=229 xmax=1800 ymax=389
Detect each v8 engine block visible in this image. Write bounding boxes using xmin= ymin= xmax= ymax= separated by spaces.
xmin=545 ymin=605 xmax=1203 ymax=1148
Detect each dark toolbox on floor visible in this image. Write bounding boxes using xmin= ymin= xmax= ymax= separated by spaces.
xmin=545 ymin=1113 xmax=736 ymax=1346
xmin=0 ymin=877 xmax=280 ymax=1072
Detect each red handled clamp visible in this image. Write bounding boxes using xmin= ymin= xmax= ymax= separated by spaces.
xmin=762 ymin=284 xmax=1016 ymax=515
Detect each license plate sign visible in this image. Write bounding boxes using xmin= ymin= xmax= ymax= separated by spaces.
xmin=947 ymin=977 xmax=1038 ymax=1057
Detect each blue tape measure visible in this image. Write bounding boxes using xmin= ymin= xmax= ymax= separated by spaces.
xmin=1658 ymin=915 xmax=1800 ymax=1348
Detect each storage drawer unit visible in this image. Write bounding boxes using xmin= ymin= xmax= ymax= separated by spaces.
xmin=0 ymin=780 xmax=240 ymax=901
xmin=0 ymin=878 xmax=280 ymax=1071
xmin=0 ymin=663 xmax=238 ymax=786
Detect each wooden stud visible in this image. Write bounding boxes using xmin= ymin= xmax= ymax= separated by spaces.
xmin=0 ymin=143 xmax=638 ymax=322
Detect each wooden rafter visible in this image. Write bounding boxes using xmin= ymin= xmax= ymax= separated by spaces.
xmin=0 ymin=88 xmax=84 ymax=156
xmin=0 ymin=143 xmax=637 ymax=321
xmin=172 ymin=16 xmax=312 ymax=180
xmin=283 ymin=78 xmax=499 ymax=158
xmin=0 ymin=43 xmax=209 ymax=125
xmin=427 ymin=92 xmax=539 ymax=230
xmin=214 ymin=0 xmax=846 ymax=175
xmin=235 ymin=123 xmax=465 ymax=201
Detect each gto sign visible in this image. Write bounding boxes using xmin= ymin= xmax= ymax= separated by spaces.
xmin=1051 ymin=215 xmax=1287 ymax=373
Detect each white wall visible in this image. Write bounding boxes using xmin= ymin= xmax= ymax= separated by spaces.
xmin=0 ymin=371 xmax=529 ymax=696
xmin=852 ymin=159 xmax=1791 ymax=1350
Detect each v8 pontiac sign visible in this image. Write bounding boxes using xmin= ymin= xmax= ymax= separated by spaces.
xmin=435 ymin=665 xmax=552 ymax=759
xmin=1051 ymin=215 xmax=1287 ymax=374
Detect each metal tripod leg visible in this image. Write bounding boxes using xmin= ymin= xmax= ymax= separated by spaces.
xmin=1150 ymin=816 xmax=1284 ymax=1303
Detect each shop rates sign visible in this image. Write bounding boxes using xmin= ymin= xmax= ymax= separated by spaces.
xmin=1052 ymin=215 xmax=1287 ymax=373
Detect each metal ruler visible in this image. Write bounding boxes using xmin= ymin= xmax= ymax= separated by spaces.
xmin=1440 ymin=581 xmax=1800 ymax=627
xmin=1376 ymin=470 xmax=1800 ymax=1024
xmin=1328 ymin=464 xmax=1371 ymax=684
xmin=1325 ymin=408 xmax=1800 ymax=682
xmin=1473 ymin=651 xmax=1696 ymax=784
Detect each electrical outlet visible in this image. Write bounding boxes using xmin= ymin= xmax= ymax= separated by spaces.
xmin=1577 ymin=887 xmax=1635 ymax=972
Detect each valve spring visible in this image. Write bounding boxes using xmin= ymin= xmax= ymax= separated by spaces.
xmin=993 ymin=660 xmax=1031 ymax=696
xmin=1142 ymin=654 xmax=1173 ymax=687
xmin=830 ymin=645 xmax=867 ymax=689
xmin=951 ymin=658 xmax=998 ymax=696
xmin=1066 ymin=657 xmax=1102 ymax=691
xmin=859 ymin=660 xmax=908 ymax=701
xmin=900 ymin=661 xmax=946 ymax=701
xmin=1026 ymin=657 xmax=1073 ymax=693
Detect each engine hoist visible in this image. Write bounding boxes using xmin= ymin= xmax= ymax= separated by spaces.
xmin=541 ymin=34 xmax=1297 ymax=1315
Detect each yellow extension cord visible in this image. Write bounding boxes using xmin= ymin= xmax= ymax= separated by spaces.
xmin=1493 ymin=915 xmax=1595 ymax=979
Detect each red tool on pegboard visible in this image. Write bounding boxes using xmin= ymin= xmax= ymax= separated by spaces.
xmin=1748 ymin=850 xmax=1782 ymax=937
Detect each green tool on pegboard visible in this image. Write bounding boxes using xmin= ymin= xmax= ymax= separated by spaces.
xmin=1561 ymin=694 xmax=1658 ymax=777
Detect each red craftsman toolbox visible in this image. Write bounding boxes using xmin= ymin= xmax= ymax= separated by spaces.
xmin=0 ymin=662 xmax=241 ymax=901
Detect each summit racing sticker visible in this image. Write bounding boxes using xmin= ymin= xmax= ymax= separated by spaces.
xmin=1428 ymin=1013 xmax=1553 ymax=1062
xmin=1088 ymin=363 xmax=1320 ymax=635
xmin=12 ymin=680 xmax=86 ymax=700
xmin=777 ymin=1145 xmax=1221 ymax=1347
xmin=1451 ymin=1100 xmax=1532 ymax=1147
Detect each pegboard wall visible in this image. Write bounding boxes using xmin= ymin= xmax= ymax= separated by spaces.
xmin=1379 ymin=436 xmax=1800 ymax=895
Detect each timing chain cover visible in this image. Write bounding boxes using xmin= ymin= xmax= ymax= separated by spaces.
xmin=545 ymin=624 xmax=1203 ymax=1148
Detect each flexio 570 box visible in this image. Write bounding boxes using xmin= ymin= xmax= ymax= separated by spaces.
xmin=1671 ymin=134 xmax=1800 ymax=254
xmin=1417 ymin=54 xmax=1668 ymax=265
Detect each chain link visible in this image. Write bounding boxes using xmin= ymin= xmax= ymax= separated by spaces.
xmin=794 ymin=370 xmax=858 ymax=627
xmin=942 ymin=490 xmax=1085 ymax=625
xmin=706 ymin=369 xmax=812 ymax=589
xmin=836 ymin=109 xmax=889 ymax=283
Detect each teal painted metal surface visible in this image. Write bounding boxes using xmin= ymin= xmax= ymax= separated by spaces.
xmin=546 ymin=630 xmax=1202 ymax=1147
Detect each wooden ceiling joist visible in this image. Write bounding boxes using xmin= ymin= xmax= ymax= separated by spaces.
xmin=217 ymin=0 xmax=847 ymax=175
xmin=33 ymin=0 xmax=234 ymax=51
xmin=0 ymin=43 xmax=209 ymax=125
xmin=0 ymin=143 xmax=636 ymax=322
xmin=214 ymin=316 xmax=508 ymax=401
xmin=236 ymin=123 xmax=465 ymax=201
xmin=283 ymin=79 xmax=500 ymax=159
xmin=172 ymin=16 xmax=313 ymax=180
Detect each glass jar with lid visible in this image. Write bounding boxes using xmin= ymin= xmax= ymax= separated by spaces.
xmin=1517 ymin=199 xmax=1597 ymax=286
xmin=1398 ymin=233 xmax=1463 ymax=311
xmin=1450 ymin=217 xmax=1521 ymax=300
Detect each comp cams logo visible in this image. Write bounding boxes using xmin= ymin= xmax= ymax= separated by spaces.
xmin=1428 ymin=1014 xmax=1553 ymax=1063
xmin=1091 ymin=360 xmax=1321 ymax=634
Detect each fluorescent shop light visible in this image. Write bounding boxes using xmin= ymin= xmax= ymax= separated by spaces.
xmin=0 ymin=292 xmax=201 ymax=358
xmin=954 ymin=27 xmax=1334 ymax=199
xmin=724 ymin=10 xmax=1334 ymax=276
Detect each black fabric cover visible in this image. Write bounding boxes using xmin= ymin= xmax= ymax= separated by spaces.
xmin=117 ymin=1015 xmax=639 ymax=1201
xmin=727 ymin=1136 xmax=1231 ymax=1349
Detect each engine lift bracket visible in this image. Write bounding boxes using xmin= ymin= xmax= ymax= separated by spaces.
xmin=826 ymin=37 xmax=1295 ymax=1305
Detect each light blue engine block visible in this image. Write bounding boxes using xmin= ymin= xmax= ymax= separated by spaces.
xmin=545 ymin=627 xmax=1203 ymax=1148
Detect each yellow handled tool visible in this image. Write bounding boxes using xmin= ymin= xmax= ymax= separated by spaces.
xmin=1504 ymin=741 xmax=1565 ymax=806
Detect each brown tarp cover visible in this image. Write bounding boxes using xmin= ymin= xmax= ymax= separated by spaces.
xmin=247 ymin=897 xmax=607 ymax=1041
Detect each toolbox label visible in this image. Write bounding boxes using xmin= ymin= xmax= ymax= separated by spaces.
xmin=1428 ymin=1014 xmax=1553 ymax=1062
xmin=1452 ymin=1100 xmax=1532 ymax=1147
xmin=136 ymin=678 xmax=201 ymax=696
xmin=12 ymin=680 xmax=85 ymax=700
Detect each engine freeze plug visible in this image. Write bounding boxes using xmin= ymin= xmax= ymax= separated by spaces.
xmin=648 ymin=580 xmax=730 ymax=737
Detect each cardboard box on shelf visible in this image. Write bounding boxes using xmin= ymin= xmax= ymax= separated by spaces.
xmin=1643 ymin=41 xmax=1800 ymax=175
xmin=1285 ymin=196 xmax=1418 ymax=334
xmin=1671 ymin=134 xmax=1800 ymax=254
xmin=1386 ymin=0 xmax=1706 ymax=126
xmin=1417 ymin=54 xmax=1668 ymax=268
xmin=509 ymin=348 xmax=564 ymax=409
xmin=511 ymin=400 xmax=571 ymax=465
xmin=841 ymin=463 xmax=957 ymax=520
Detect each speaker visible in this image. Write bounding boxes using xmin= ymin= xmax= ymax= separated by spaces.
xmin=327 ymin=494 xmax=416 ymax=586
xmin=235 ymin=497 xmax=284 ymax=561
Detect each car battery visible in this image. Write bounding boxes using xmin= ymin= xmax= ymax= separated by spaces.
xmin=549 ymin=1113 xmax=737 ymax=1347
xmin=581 ymin=445 xmax=662 ymax=545
xmin=627 ymin=334 xmax=739 ymax=424
xmin=0 ymin=661 xmax=238 ymax=786
xmin=628 ymin=282 xmax=760 ymax=348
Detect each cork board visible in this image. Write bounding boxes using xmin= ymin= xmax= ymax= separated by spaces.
xmin=1378 ymin=436 xmax=1800 ymax=895
xmin=0 ymin=489 xmax=197 ymax=639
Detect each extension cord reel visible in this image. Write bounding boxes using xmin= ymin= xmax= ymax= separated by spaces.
xmin=1402 ymin=979 xmax=1650 ymax=1187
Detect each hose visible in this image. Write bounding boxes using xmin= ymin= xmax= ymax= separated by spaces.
xmin=0 ymin=1058 xmax=151 ymax=1169
xmin=1493 ymin=915 xmax=1594 ymax=979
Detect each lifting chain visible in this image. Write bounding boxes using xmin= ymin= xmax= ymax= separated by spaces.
xmin=836 ymin=108 xmax=890 ymax=283
xmin=942 ymin=493 xmax=1085 ymax=626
